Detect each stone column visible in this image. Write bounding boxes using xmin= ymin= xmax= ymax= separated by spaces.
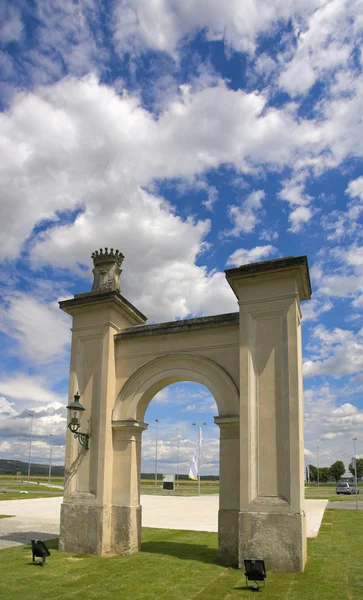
xmin=59 ymin=249 xmax=147 ymax=555
xmin=225 ymin=256 xmax=311 ymax=572
xmin=214 ymin=416 xmax=240 ymax=566
xmin=110 ymin=420 xmax=147 ymax=554
xmin=59 ymin=314 xmax=118 ymax=555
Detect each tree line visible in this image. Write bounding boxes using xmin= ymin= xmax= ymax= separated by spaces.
xmin=307 ymin=459 xmax=363 ymax=483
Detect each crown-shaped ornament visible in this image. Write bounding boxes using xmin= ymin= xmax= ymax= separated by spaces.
xmin=91 ymin=248 xmax=124 ymax=267
xmin=91 ymin=248 xmax=124 ymax=293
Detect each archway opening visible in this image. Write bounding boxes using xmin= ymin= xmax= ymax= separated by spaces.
xmin=140 ymin=381 xmax=220 ymax=534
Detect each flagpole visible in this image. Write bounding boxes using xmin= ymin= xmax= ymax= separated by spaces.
xmin=197 ymin=424 xmax=201 ymax=496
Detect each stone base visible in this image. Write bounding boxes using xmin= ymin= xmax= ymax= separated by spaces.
xmin=218 ymin=509 xmax=240 ymax=566
xmin=59 ymin=503 xmax=306 ymax=571
xmin=110 ymin=505 xmax=141 ymax=554
xmin=59 ymin=502 xmax=111 ymax=555
xmin=238 ymin=511 xmax=307 ymax=572
xmin=59 ymin=503 xmax=142 ymax=556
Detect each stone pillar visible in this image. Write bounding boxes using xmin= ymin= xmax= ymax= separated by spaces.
xmin=214 ymin=416 xmax=240 ymax=566
xmin=225 ymin=256 xmax=311 ymax=572
xmin=110 ymin=420 xmax=147 ymax=554
xmin=59 ymin=249 xmax=147 ymax=555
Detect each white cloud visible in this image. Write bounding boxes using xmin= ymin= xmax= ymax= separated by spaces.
xmin=301 ymin=298 xmax=332 ymax=321
xmin=113 ymin=0 xmax=324 ymax=58
xmin=153 ymin=389 xmax=170 ymax=404
xmin=304 ymin=385 xmax=363 ymax=468
xmin=0 ymin=5 xmax=23 ymax=45
xmin=332 ymin=403 xmax=358 ymax=417
xmin=278 ymin=180 xmax=314 ymax=232
xmin=0 ymin=292 xmax=70 ymax=364
xmin=2 ymin=72 xmax=363 ymax=284
xmin=303 ymin=326 xmax=363 ymax=377
xmin=0 ymin=376 xmax=66 ymax=404
xmin=347 ymin=176 xmax=363 ymax=202
xmin=346 ymin=176 xmax=363 ymax=220
xmin=202 ymin=185 xmax=218 ymax=212
xmin=224 ymin=190 xmax=265 ymax=237
xmin=0 ymin=397 xmax=17 ymax=416
xmin=288 ymin=206 xmax=313 ymax=232
xmin=0 ymin=396 xmax=67 ymax=464
xmin=321 ymin=432 xmax=342 ymax=440
xmin=226 ymin=245 xmax=277 ymax=267
xmin=279 ymin=182 xmax=312 ymax=208
xmin=311 ymin=244 xmax=363 ymax=315
xmin=141 ymin=425 xmax=219 ymax=474
xmin=28 ymin=0 xmax=106 ymax=84
xmin=279 ymin=0 xmax=361 ymax=96
xmin=0 ymin=436 xmax=65 ymax=464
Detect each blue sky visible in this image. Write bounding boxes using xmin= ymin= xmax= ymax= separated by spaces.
xmin=1 ymin=0 xmax=363 ymax=476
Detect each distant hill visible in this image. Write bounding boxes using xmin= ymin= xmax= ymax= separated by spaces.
xmin=0 ymin=459 xmax=218 ymax=480
xmin=0 ymin=458 xmax=64 ymax=477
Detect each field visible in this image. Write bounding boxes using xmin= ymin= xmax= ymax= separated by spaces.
xmin=305 ymin=482 xmax=362 ymax=502
xmin=1 ymin=474 xmax=360 ymax=501
xmin=0 ymin=509 xmax=362 ymax=599
xmin=0 ymin=475 xmax=64 ymax=501
xmin=141 ymin=480 xmax=362 ymax=500
xmin=140 ymin=479 xmax=219 ymax=495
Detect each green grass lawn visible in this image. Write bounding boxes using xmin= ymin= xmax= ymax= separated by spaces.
xmin=0 ymin=509 xmax=362 ymax=599
xmin=0 ymin=514 xmax=13 ymax=518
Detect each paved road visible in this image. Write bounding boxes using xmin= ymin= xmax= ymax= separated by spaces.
xmin=327 ymin=501 xmax=363 ymax=510
xmin=0 ymin=497 xmax=61 ymax=549
xmin=0 ymin=496 xmax=327 ymax=550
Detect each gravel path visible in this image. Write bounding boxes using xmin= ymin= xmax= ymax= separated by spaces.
xmin=0 ymin=496 xmax=327 ymax=549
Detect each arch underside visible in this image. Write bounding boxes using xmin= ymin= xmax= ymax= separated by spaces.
xmin=113 ymin=352 xmax=240 ymax=423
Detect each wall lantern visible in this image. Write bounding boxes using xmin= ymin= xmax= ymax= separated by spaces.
xmin=67 ymin=392 xmax=90 ymax=450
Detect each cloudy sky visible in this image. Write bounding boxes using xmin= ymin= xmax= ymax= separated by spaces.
xmin=1 ymin=0 xmax=363 ymax=477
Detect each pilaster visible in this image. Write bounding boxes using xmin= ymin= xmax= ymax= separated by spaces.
xmin=215 ymin=415 xmax=240 ymax=566
xmin=59 ymin=258 xmax=147 ymax=555
xmin=225 ymin=256 xmax=311 ymax=572
xmin=111 ymin=419 xmax=147 ymax=554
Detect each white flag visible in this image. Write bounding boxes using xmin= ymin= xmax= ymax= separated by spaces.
xmin=188 ymin=426 xmax=202 ymax=480
xmin=189 ymin=446 xmax=198 ymax=480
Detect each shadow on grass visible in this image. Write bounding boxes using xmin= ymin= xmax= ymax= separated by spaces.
xmin=233 ymin=584 xmax=263 ymax=594
xmin=0 ymin=532 xmax=59 ymax=546
xmin=22 ymin=538 xmax=59 ymax=551
xmin=141 ymin=540 xmax=220 ymax=565
xmin=24 ymin=538 xmax=58 ymax=567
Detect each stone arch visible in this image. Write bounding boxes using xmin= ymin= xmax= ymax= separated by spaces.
xmin=112 ymin=352 xmax=240 ymax=423
xmin=59 ymin=253 xmax=310 ymax=572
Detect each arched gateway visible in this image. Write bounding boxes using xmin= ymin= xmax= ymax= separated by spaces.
xmin=59 ymin=249 xmax=311 ymax=572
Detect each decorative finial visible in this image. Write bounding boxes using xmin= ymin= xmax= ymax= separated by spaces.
xmin=91 ymin=248 xmax=124 ymax=294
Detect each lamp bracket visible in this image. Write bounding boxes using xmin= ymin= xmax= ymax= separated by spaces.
xmin=67 ymin=422 xmax=90 ymax=450
xmin=74 ymin=432 xmax=90 ymax=450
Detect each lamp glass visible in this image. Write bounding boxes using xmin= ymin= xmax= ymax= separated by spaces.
xmin=67 ymin=393 xmax=85 ymax=433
